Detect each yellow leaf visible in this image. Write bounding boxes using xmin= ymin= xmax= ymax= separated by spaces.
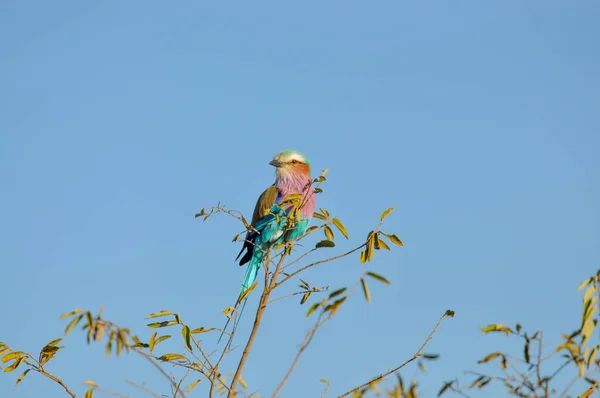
xmin=584 ymin=285 xmax=596 ymax=304
xmin=377 ymin=237 xmax=390 ymax=250
xmin=332 ymin=218 xmax=349 ymax=239
xmin=190 ymin=327 xmax=214 ymax=334
xmin=239 ymin=280 xmax=259 ymax=302
xmin=187 ymin=379 xmax=201 ymax=392
xmin=360 ymin=250 xmax=366 ymax=264
xmin=149 ymin=331 xmax=157 ymax=352
xmin=15 ymin=369 xmax=30 ymax=386
xmin=380 ymin=207 xmax=394 ymax=222
xmin=84 ymin=389 xmax=93 ymax=398
xmin=579 ymin=277 xmax=594 ymax=291
xmin=222 ymin=307 xmax=235 ymax=320
xmin=64 ymin=315 xmax=83 ymax=336
xmin=324 ymin=225 xmax=334 ymax=241
xmin=84 ymin=380 xmax=98 ymax=387
xmin=59 ymin=309 xmax=84 ymax=320
xmin=2 ymin=351 xmax=24 ymax=363
xmin=146 ymin=310 xmax=174 ymax=319
xmin=387 ymin=234 xmax=404 ymax=247
xmin=153 ymin=335 xmax=172 ymax=347
xmin=313 ymin=212 xmax=327 ymax=221
xmin=3 ymin=356 xmax=24 ymax=373
xmin=158 ymin=353 xmax=186 ymax=361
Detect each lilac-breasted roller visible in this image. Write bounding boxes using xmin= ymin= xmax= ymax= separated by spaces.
xmin=220 ymin=150 xmax=316 ymax=341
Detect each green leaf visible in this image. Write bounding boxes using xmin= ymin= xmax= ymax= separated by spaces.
xmin=361 ymin=278 xmax=371 ymax=304
xmin=438 ymin=381 xmax=454 ymax=397
xmin=187 ymin=379 xmax=201 ymax=392
xmin=15 ymin=369 xmax=30 ymax=386
xmin=524 ymin=339 xmax=530 ymax=363
xmin=445 ymin=309 xmax=455 ymax=317
xmin=422 ymin=353 xmax=440 ymax=359
xmin=367 ymin=272 xmax=391 ymax=285
xmin=315 ymin=240 xmax=335 ymax=249
xmin=147 ymin=320 xmax=179 ymax=328
xmin=324 ymin=225 xmax=334 ymax=241
xmin=306 ymin=302 xmax=320 ymax=317
xmin=332 ymin=218 xmax=349 ymax=239
xmin=380 ymin=207 xmax=394 ymax=222
xmin=329 ymin=288 xmax=347 ymax=299
xmin=182 ymin=325 xmax=193 ymax=352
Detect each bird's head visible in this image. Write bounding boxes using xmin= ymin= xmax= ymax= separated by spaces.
xmin=269 ymin=150 xmax=311 ymax=178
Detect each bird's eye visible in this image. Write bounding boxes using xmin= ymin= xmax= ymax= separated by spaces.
xmin=291 ymin=160 xmax=298 ymax=164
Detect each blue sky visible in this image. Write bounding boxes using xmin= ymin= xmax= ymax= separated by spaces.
xmin=1 ymin=1 xmax=599 ymax=397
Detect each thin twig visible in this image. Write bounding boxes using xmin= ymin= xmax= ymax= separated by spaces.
xmin=273 ymin=311 xmax=328 ymax=397
xmin=274 ymin=244 xmax=366 ymax=289
xmin=320 ymin=380 xmax=331 ymax=398
xmin=91 ymin=386 xmax=131 ymax=397
xmin=272 ymin=275 xmax=371 ymax=397
xmin=134 ymin=348 xmax=187 ymax=398
xmin=338 ymin=311 xmax=451 ymax=397
xmin=126 ymin=380 xmax=162 ymax=398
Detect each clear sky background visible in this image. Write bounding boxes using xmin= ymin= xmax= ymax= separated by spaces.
xmin=1 ymin=1 xmax=599 ymax=397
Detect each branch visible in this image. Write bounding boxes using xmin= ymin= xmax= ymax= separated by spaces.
xmin=228 ymin=252 xmax=286 ymax=397
xmin=34 ymin=366 xmax=77 ymax=398
xmin=338 ymin=310 xmax=453 ymax=397
xmin=133 ymin=348 xmax=187 ymax=398
xmin=272 ymin=311 xmax=328 ymax=397
xmin=272 ymin=274 xmax=378 ymax=396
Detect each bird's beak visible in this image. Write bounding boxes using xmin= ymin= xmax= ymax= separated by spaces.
xmin=269 ymin=159 xmax=283 ymax=168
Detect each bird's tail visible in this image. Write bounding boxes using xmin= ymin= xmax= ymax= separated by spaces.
xmin=217 ymin=255 xmax=262 ymax=345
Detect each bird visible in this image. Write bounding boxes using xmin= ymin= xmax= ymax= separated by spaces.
xmin=219 ymin=150 xmax=316 ymax=343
